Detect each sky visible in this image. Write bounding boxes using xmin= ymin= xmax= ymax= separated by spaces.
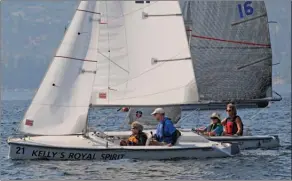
xmin=0 ymin=0 xmax=291 ymax=91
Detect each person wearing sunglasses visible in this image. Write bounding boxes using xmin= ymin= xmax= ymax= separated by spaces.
xmin=221 ymin=103 xmax=244 ymax=136
xmin=193 ymin=112 xmax=223 ymax=136
xmin=120 ymin=121 xmax=148 ymax=146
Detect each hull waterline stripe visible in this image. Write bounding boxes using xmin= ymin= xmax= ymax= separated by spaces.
xmin=55 ymin=56 xmax=98 ymax=63
xmin=192 ymin=34 xmax=271 ymax=47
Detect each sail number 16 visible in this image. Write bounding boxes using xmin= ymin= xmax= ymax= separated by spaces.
xmin=237 ymin=1 xmax=254 ymax=19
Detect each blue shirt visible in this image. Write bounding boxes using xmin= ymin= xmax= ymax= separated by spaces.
xmin=204 ymin=124 xmax=223 ymax=136
xmin=155 ymin=117 xmax=177 ymax=144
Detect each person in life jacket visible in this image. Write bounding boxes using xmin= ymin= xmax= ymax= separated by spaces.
xmin=221 ymin=103 xmax=244 ymax=136
xmin=150 ymin=108 xmax=181 ymax=147
xmin=120 ymin=121 xmax=148 ymax=146
xmin=193 ymin=112 xmax=223 ymax=136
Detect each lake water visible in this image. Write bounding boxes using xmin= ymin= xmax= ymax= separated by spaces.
xmin=0 ymin=88 xmax=291 ymax=180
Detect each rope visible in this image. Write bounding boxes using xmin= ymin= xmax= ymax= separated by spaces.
xmin=244 ymin=104 xmax=271 ymax=127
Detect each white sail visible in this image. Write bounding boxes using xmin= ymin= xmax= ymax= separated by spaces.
xmin=91 ymin=1 xmax=199 ymax=107
xmin=20 ymin=1 xmax=100 ymax=135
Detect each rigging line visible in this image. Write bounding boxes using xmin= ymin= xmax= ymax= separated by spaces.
xmin=87 ymin=1 xmax=102 ymax=133
xmin=107 ymin=47 xmax=189 ymax=88
xmin=237 ymin=56 xmax=271 ymax=70
xmin=192 ymin=34 xmax=271 ymax=47
xmin=231 ymin=13 xmax=267 ymax=26
xmin=105 ymin=1 xmax=111 ymax=105
xmin=108 ymin=83 xmax=189 ymax=102
xmin=76 ymin=9 xmax=101 ymax=15
xmin=54 ymin=56 xmax=98 ymax=63
xmin=118 ymin=1 xmax=131 ymax=100
xmin=97 ymin=50 xmax=129 ymax=73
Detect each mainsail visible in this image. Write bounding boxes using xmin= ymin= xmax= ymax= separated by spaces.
xmin=180 ymin=1 xmax=273 ymax=102
xmin=20 ymin=1 xmax=198 ymax=135
xmin=90 ymin=1 xmax=199 ymax=106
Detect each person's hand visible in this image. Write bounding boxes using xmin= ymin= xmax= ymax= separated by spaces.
xmin=167 ymin=143 xmax=173 ymax=147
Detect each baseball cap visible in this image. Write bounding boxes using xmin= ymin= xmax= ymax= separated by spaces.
xmin=151 ymin=108 xmax=165 ymax=115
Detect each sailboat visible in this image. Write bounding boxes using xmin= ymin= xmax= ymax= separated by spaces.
xmin=7 ymin=1 xmax=239 ymax=160
xmin=103 ymin=1 xmax=281 ymax=150
xmin=180 ymin=0 xmax=282 ymax=111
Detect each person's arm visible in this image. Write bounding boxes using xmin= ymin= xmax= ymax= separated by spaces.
xmin=165 ymin=121 xmax=177 ymax=145
xmin=235 ymin=117 xmax=243 ymax=135
xmin=209 ymin=125 xmax=223 ymax=136
xmin=221 ymin=118 xmax=227 ymax=126
xmin=154 ymin=124 xmax=161 ymax=141
xmin=165 ymin=121 xmax=176 ymax=135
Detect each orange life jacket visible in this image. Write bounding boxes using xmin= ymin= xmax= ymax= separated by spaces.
xmin=224 ymin=116 xmax=243 ymax=135
xmin=128 ymin=135 xmax=139 ymax=145
xmin=127 ymin=132 xmax=147 ymax=146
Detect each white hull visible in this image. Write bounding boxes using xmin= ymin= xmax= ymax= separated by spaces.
xmin=207 ymin=135 xmax=280 ymax=150
xmin=7 ymin=131 xmax=239 ymax=160
xmin=103 ymin=129 xmax=280 ymax=150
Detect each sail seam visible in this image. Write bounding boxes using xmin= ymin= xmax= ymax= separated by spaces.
xmin=192 ymin=34 xmax=271 ymax=47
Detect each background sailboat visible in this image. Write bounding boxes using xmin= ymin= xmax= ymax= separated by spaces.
xmin=104 ymin=1 xmax=281 ymax=150
xmin=180 ymin=0 xmax=282 ymax=110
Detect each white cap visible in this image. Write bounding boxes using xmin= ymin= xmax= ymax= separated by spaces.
xmin=210 ymin=112 xmax=221 ymax=121
xmin=151 ymin=108 xmax=165 ymax=115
